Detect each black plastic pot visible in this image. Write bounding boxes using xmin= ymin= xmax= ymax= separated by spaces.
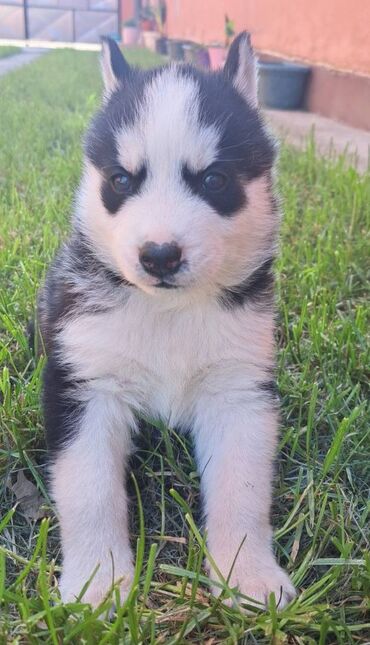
xmin=181 ymin=43 xmax=210 ymax=69
xmin=167 ymin=39 xmax=187 ymax=61
xmin=195 ymin=47 xmax=210 ymax=69
xmin=155 ymin=37 xmax=168 ymax=55
xmin=182 ymin=43 xmax=196 ymax=64
xmin=258 ymin=61 xmax=311 ymax=110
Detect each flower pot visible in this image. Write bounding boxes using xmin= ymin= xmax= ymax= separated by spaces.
xmin=142 ymin=30 xmax=160 ymax=52
xmin=208 ymin=45 xmax=226 ymax=70
xmin=167 ymin=39 xmax=186 ymax=61
xmin=183 ymin=44 xmax=210 ymax=70
xmin=195 ymin=47 xmax=210 ymax=70
xmin=140 ymin=18 xmax=154 ymax=31
xmin=122 ymin=26 xmax=140 ymax=47
xmin=258 ymin=61 xmax=311 ymax=109
xmin=155 ymin=36 xmax=168 ymax=56
xmin=182 ymin=43 xmax=196 ymax=64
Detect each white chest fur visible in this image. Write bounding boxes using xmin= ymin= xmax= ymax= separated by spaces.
xmin=58 ymin=290 xmax=274 ymax=426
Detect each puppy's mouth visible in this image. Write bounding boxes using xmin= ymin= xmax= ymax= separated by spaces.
xmin=154 ymin=281 xmax=179 ymax=289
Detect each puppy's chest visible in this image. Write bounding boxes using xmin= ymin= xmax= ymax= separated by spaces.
xmin=59 ymin=294 xmax=269 ymax=416
xmin=61 ymin=296 xmax=216 ymax=386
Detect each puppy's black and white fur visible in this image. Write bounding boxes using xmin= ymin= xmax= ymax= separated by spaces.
xmin=38 ymin=33 xmax=296 ymax=608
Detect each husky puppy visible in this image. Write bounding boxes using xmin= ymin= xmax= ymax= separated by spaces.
xmin=38 ymin=33 xmax=296 ymax=609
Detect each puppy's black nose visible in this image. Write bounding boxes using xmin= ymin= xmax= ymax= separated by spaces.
xmin=139 ymin=242 xmax=182 ymax=278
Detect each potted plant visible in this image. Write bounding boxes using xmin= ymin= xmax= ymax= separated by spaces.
xmin=208 ymin=41 xmax=226 ymax=70
xmin=155 ymin=36 xmax=168 ymax=56
xmin=167 ymin=39 xmax=188 ymax=61
xmin=182 ymin=41 xmax=197 ymax=64
xmin=142 ymin=30 xmax=160 ymax=51
xmin=140 ymin=6 xmax=160 ymax=51
xmin=154 ymin=1 xmax=168 ymax=55
xmin=122 ymin=19 xmax=140 ymax=47
xmin=195 ymin=46 xmax=210 ymax=69
xmin=224 ymin=14 xmax=235 ymax=46
xmin=182 ymin=42 xmax=210 ymax=69
xmin=140 ymin=6 xmax=156 ymax=31
xmin=258 ymin=59 xmax=311 ymax=109
xmin=208 ymin=14 xmax=235 ymax=70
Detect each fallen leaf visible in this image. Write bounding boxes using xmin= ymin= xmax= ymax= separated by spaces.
xmin=9 ymin=471 xmax=46 ymax=521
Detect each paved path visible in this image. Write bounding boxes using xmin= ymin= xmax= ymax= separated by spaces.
xmin=0 ymin=48 xmax=45 ymax=78
xmin=266 ymin=109 xmax=370 ymax=173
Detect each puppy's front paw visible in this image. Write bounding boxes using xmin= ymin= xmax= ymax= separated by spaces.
xmin=209 ymin=557 xmax=296 ymax=610
xmin=234 ymin=564 xmax=295 ymax=609
xmin=59 ymin=561 xmax=134 ymax=608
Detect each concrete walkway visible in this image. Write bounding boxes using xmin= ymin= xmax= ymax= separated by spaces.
xmin=266 ymin=109 xmax=370 ymax=173
xmin=0 ymin=48 xmax=45 ymax=78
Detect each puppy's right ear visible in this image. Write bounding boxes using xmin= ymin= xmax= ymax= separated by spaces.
xmin=223 ymin=32 xmax=258 ymax=108
xmin=100 ymin=37 xmax=131 ymax=98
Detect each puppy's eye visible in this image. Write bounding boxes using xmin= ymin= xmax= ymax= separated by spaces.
xmin=202 ymin=171 xmax=228 ymax=192
xmin=110 ymin=170 xmax=133 ymax=194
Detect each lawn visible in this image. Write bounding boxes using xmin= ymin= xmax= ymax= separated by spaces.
xmin=0 ymin=48 xmax=369 ymax=644
xmin=0 ymin=46 xmax=22 ymax=59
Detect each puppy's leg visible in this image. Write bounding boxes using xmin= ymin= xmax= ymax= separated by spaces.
xmin=193 ymin=382 xmax=295 ymax=609
xmin=44 ymin=362 xmax=134 ymax=606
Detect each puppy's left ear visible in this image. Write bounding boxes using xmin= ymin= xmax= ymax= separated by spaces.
xmin=100 ymin=37 xmax=131 ymax=97
xmin=223 ymin=32 xmax=258 ymax=108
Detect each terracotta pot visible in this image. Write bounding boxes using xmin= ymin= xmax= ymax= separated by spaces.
xmin=142 ymin=30 xmax=160 ymax=52
xmin=122 ymin=26 xmax=140 ymax=47
xmin=208 ymin=45 xmax=226 ymax=70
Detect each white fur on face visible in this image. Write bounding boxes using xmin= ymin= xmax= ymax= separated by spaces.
xmin=76 ymin=67 xmax=276 ymax=296
xmin=78 ymin=162 xmax=228 ymax=295
xmin=118 ymin=69 xmax=219 ymax=175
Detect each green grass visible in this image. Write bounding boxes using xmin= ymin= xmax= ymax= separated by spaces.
xmin=0 ymin=46 xmax=22 ymax=59
xmin=0 ymin=49 xmax=369 ymax=643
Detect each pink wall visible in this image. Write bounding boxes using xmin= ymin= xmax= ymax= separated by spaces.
xmin=166 ymin=0 xmax=370 ymax=75
xmin=121 ymin=0 xmax=135 ymax=23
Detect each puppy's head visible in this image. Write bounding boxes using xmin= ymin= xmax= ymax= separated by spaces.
xmin=77 ymin=34 xmax=277 ymax=297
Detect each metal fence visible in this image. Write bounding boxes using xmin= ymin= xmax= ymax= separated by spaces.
xmin=0 ymin=0 xmax=120 ymax=43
